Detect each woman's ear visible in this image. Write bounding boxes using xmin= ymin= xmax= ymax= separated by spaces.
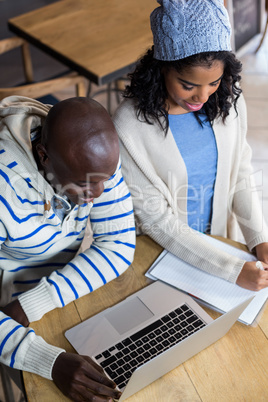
xmin=36 ymin=143 xmax=49 ymax=168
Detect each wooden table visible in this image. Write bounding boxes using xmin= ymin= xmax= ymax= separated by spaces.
xmin=8 ymin=0 xmax=154 ymax=86
xmin=23 ymin=235 xmax=268 ymax=402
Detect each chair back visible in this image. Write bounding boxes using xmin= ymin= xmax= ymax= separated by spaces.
xmin=0 ymin=37 xmax=86 ymax=101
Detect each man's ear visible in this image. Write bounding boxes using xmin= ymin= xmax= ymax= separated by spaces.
xmin=36 ymin=143 xmax=49 ymax=168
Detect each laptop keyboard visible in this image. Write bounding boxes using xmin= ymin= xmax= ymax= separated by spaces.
xmin=94 ymin=303 xmax=206 ymax=390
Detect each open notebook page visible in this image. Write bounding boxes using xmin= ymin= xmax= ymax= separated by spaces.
xmin=146 ymin=234 xmax=268 ymax=325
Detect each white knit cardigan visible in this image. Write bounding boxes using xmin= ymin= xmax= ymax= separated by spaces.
xmin=113 ymin=95 xmax=268 ymax=283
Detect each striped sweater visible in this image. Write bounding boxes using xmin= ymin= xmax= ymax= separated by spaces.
xmin=0 ymin=96 xmax=135 ymax=379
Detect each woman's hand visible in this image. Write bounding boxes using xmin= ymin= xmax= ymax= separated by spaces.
xmin=236 ymin=260 xmax=268 ymax=291
xmin=255 ymin=242 xmax=268 ymax=263
xmin=52 ymin=352 xmax=122 ymax=401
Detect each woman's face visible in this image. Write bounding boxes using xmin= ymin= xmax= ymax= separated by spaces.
xmin=163 ymin=60 xmax=224 ymax=114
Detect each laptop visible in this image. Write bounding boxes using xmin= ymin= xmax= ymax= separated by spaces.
xmin=65 ymin=281 xmax=253 ymax=401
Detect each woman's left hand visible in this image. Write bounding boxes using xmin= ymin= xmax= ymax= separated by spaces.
xmin=255 ymin=242 xmax=268 ymax=264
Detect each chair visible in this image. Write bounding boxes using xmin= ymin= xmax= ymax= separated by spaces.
xmin=0 ymin=36 xmax=86 ymax=102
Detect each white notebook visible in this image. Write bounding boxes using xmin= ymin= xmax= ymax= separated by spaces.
xmin=146 ymin=235 xmax=268 ymax=325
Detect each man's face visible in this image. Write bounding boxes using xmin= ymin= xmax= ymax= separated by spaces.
xmin=38 ymin=137 xmax=119 ymax=205
xmin=45 ymin=160 xmax=116 ymax=205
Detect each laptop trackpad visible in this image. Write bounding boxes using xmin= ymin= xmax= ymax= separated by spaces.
xmin=105 ymin=296 xmax=154 ymax=335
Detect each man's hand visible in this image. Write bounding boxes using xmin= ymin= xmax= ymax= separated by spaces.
xmin=52 ymin=352 xmax=122 ymax=401
xmin=236 ymin=260 xmax=268 ymax=291
xmin=1 ymin=299 xmax=29 ymax=327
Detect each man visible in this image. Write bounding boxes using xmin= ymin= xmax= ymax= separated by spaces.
xmin=0 ymin=96 xmax=135 ymax=401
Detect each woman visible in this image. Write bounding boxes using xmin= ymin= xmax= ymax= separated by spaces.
xmin=113 ymin=0 xmax=268 ymax=290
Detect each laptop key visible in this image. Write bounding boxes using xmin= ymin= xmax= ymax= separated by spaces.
xmin=142 ymin=336 xmax=150 ymax=343
xmin=114 ymin=375 xmax=126 ymax=386
xmin=137 ymin=355 xmax=145 ymax=363
xmin=100 ymin=355 xmax=116 ymax=368
xmin=130 ymin=359 xmax=138 ymax=367
xmin=125 ymin=371 xmax=132 ymax=379
xmin=123 ymin=363 xmax=131 ymax=371
xmin=122 ymin=338 xmax=132 ymax=346
xmin=193 ymin=319 xmax=204 ymax=328
xmin=137 ymin=347 xmax=144 ymax=354
xmin=149 ymin=347 xmax=157 ymax=356
xmin=103 ymin=350 xmax=111 ymax=359
xmin=130 ymin=319 xmax=163 ymax=342
xmin=105 ymin=367 xmax=115 ymax=378
xmin=169 ymin=336 xmax=176 ymax=344
xmin=188 ymin=314 xmax=199 ymax=323
xmin=162 ymin=315 xmax=171 ymax=323
xmin=185 ymin=309 xmax=194 ymax=317
xmin=110 ymin=362 xmax=118 ymax=371
xmin=116 ymin=367 xmax=124 ymax=375
xmin=124 ymin=355 xmax=131 ymax=362
xmin=163 ymin=340 xmax=170 ymax=347
xmin=175 ymin=332 xmax=183 ymax=340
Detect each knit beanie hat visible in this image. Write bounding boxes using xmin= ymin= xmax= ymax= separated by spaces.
xmin=150 ymin=0 xmax=232 ymax=61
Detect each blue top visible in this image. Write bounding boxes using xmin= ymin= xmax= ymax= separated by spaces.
xmin=168 ymin=112 xmax=218 ymax=233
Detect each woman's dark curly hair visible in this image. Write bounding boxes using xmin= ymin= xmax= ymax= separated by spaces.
xmin=124 ymin=46 xmax=243 ymax=133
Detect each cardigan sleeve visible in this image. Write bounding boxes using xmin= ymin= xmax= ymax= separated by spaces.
xmin=229 ymin=96 xmax=268 ymax=249
xmin=18 ymin=161 xmax=136 ymax=322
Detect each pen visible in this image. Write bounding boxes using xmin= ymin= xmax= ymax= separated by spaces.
xmin=256 ymin=261 xmax=264 ymax=270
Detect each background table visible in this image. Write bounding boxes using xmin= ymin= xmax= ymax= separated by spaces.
xmin=8 ymin=0 xmax=154 ymax=86
xmin=23 ymin=235 xmax=268 ymax=402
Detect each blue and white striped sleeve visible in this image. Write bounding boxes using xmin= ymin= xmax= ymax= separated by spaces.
xmin=19 ymin=160 xmax=136 ymax=322
xmin=0 ymin=311 xmax=65 ymax=378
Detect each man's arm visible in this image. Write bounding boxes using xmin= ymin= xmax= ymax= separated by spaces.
xmin=18 ymin=162 xmax=136 ymax=323
xmin=0 ymin=304 xmax=122 ymax=400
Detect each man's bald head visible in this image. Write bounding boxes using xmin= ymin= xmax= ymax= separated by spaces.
xmin=36 ymin=97 xmax=120 ymax=204
xmin=42 ymin=97 xmax=118 ymax=161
